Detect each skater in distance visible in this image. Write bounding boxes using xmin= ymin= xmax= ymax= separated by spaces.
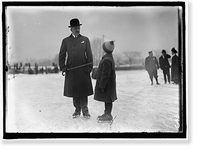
xmin=159 ymin=49 xmax=171 ymax=84
xmin=171 ymin=47 xmax=180 ymax=84
xmin=59 ymin=18 xmax=93 ymax=119
xmin=145 ymin=51 xmax=160 ymax=85
xmin=94 ymin=41 xmax=117 ymax=122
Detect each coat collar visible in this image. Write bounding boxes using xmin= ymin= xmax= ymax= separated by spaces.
xmin=69 ymin=34 xmax=84 ymax=46
xmin=148 ymin=56 xmax=155 ymax=58
xmin=102 ymin=53 xmax=113 ymax=59
xmin=69 ymin=34 xmax=82 ymax=38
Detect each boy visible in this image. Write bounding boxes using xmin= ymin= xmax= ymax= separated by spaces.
xmin=94 ymin=41 xmax=117 ymax=122
xmin=159 ymin=49 xmax=171 ymax=84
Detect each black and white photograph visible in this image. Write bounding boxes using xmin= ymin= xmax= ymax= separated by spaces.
xmin=2 ymin=1 xmax=187 ymax=139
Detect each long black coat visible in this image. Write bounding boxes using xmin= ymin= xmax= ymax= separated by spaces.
xmin=94 ymin=54 xmax=117 ymax=103
xmin=171 ymin=54 xmax=180 ymax=82
xmin=59 ymin=34 xmax=93 ymax=97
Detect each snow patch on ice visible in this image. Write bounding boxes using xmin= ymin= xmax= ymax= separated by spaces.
xmin=6 ymin=70 xmax=179 ymax=133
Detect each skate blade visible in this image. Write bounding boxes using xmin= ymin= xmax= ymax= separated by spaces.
xmin=97 ymin=120 xmax=113 ymax=123
xmin=84 ymin=116 xmax=91 ymax=119
xmin=72 ymin=115 xmax=80 ymax=119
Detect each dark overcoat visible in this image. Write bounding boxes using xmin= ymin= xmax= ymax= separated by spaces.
xmin=59 ymin=34 xmax=93 ymax=97
xmin=159 ymin=54 xmax=171 ymax=70
xmin=94 ymin=54 xmax=117 ymax=103
xmin=145 ymin=56 xmax=159 ymax=72
xmin=171 ymin=54 xmax=180 ymax=82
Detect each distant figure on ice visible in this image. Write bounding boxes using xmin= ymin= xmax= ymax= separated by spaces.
xmin=145 ymin=51 xmax=160 ymax=85
xmin=171 ymin=47 xmax=180 ymax=84
xmin=159 ymin=49 xmax=171 ymax=84
xmin=59 ymin=18 xmax=93 ymax=119
xmin=94 ymin=41 xmax=117 ymax=122
xmin=35 ymin=63 xmax=38 ymax=75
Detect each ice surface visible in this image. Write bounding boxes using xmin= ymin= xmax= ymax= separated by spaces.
xmin=6 ymin=70 xmax=179 ymax=133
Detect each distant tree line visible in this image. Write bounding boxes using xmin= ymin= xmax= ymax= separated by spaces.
xmin=21 ymin=55 xmax=59 ymax=67
xmin=8 ymin=35 xmax=148 ymax=74
xmin=90 ymin=37 xmax=145 ymax=67
xmin=7 ymin=57 xmax=59 ymax=75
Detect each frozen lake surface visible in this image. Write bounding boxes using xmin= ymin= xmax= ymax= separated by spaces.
xmin=6 ymin=70 xmax=179 ymax=133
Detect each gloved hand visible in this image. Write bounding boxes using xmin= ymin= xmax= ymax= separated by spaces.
xmin=62 ymin=67 xmax=68 ymax=76
xmin=85 ymin=66 xmax=92 ymax=73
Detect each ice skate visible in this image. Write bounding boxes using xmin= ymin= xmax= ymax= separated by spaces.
xmin=97 ymin=113 xmax=113 ymax=123
xmin=72 ymin=111 xmax=80 ymax=119
xmin=83 ymin=112 xmax=91 ymax=119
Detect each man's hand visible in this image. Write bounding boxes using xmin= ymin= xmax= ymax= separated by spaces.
xmin=62 ymin=67 xmax=68 ymax=76
xmin=85 ymin=66 xmax=92 ymax=73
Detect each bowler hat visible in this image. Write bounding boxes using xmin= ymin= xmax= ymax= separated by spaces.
xmin=103 ymin=41 xmax=115 ymax=54
xmin=68 ymin=18 xmax=82 ymax=27
xmin=171 ymin=47 xmax=177 ymax=53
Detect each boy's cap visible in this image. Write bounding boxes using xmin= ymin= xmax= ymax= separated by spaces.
xmin=103 ymin=41 xmax=115 ymax=54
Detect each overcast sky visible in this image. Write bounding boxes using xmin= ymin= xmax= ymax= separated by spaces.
xmin=6 ymin=6 xmax=179 ymax=63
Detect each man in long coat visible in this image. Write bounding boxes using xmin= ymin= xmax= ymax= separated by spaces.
xmin=171 ymin=47 xmax=180 ymax=84
xmin=59 ymin=18 xmax=93 ymax=119
xmin=94 ymin=41 xmax=117 ymax=122
xmin=159 ymin=49 xmax=171 ymax=84
xmin=145 ymin=51 xmax=160 ymax=85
